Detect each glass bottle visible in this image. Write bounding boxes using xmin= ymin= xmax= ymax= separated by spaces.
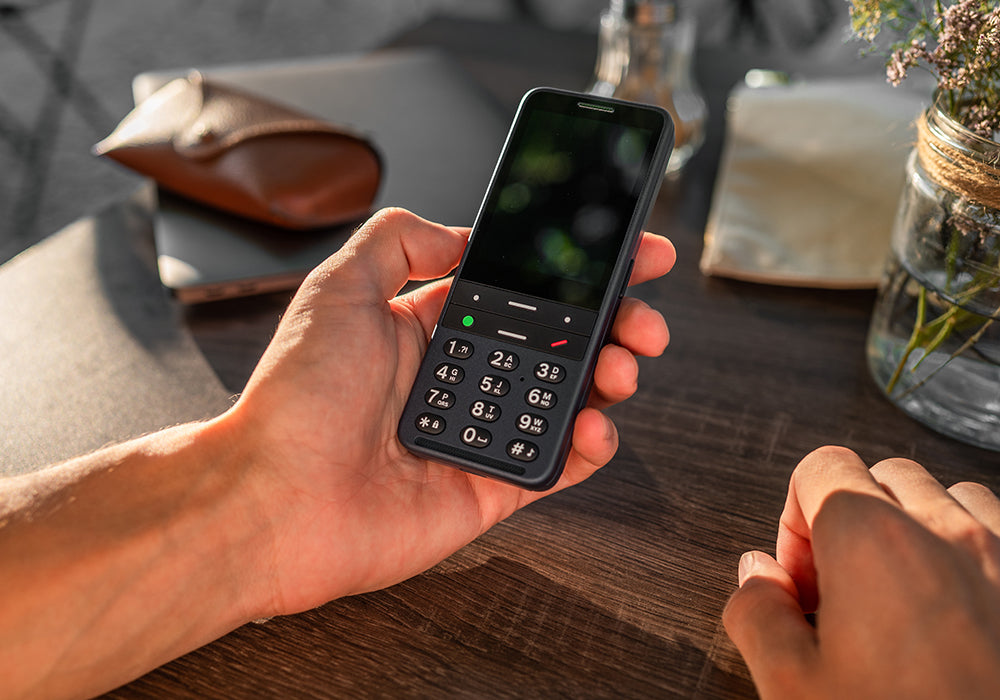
xmin=587 ymin=0 xmax=707 ymax=176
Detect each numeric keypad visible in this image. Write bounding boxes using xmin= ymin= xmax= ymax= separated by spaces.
xmin=418 ymin=337 xmax=569 ymax=469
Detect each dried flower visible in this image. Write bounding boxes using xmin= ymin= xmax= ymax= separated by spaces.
xmin=848 ymin=0 xmax=1000 ymax=138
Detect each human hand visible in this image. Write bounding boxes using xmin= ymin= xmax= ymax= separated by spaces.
xmin=225 ymin=208 xmax=675 ymax=616
xmin=723 ymin=446 xmax=1000 ymax=699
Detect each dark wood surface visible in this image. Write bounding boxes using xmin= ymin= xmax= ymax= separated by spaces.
xmin=25 ymin=16 xmax=998 ymax=699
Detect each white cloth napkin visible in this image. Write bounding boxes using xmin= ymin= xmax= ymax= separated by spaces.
xmin=700 ymin=77 xmax=929 ymax=288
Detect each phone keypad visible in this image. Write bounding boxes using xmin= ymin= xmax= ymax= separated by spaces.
xmin=414 ymin=337 xmax=572 ymax=467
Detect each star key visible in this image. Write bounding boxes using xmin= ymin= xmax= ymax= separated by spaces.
xmin=415 ymin=413 xmax=445 ymax=435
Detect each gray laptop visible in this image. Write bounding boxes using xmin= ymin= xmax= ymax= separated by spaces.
xmin=135 ymin=49 xmax=508 ymax=302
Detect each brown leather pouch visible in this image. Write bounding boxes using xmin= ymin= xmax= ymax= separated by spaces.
xmin=93 ymin=72 xmax=382 ymax=229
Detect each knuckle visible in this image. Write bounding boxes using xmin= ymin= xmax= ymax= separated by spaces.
xmin=791 ymin=445 xmax=863 ymax=489
xmin=943 ymin=516 xmax=1000 ymax=557
xmin=869 ymin=456 xmax=923 ymax=480
xmin=796 ymin=445 xmax=860 ymax=474
xmin=366 ymin=206 xmax=417 ymax=229
xmin=806 ymin=445 xmax=858 ymax=461
xmin=949 ymin=480 xmax=997 ymax=500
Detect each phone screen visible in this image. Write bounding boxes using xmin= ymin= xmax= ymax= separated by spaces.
xmin=460 ymin=101 xmax=658 ymax=311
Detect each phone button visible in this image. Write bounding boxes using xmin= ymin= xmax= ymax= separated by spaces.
xmin=460 ymin=425 xmax=492 ymax=448
xmin=506 ymin=439 xmax=539 ymax=462
xmin=478 ymin=375 xmax=511 ymax=397
xmin=469 ymin=400 xmax=501 ymax=422
xmin=443 ymin=338 xmax=474 ymax=359
xmin=516 ymin=413 xmax=548 ymax=436
xmin=525 ymin=387 xmax=558 ymax=410
xmin=424 ymin=388 xmax=456 ymax=410
xmin=415 ymin=413 xmax=446 ymax=435
xmin=487 ymin=349 xmax=519 ymax=371
xmin=619 ymin=259 xmax=635 ymax=299
xmin=434 ymin=363 xmax=465 ymax=385
xmin=533 ymin=362 xmax=565 ymax=384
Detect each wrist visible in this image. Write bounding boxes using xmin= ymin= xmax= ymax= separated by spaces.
xmin=184 ymin=410 xmax=282 ymax=622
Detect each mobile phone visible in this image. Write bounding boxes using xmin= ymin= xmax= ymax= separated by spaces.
xmin=397 ymin=87 xmax=674 ymax=490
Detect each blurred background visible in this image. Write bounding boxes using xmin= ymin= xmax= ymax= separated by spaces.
xmin=0 ymin=0 xmax=853 ymax=264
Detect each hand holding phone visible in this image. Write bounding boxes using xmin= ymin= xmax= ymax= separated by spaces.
xmin=398 ymin=88 xmax=674 ymax=490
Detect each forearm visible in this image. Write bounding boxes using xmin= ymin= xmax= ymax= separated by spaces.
xmin=0 ymin=416 xmax=274 ymax=699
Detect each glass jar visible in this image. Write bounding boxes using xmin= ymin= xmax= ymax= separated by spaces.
xmin=586 ymin=0 xmax=706 ymax=176
xmin=866 ymin=96 xmax=1000 ymax=451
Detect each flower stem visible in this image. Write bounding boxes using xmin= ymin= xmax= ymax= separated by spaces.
xmin=886 ymin=285 xmax=928 ymax=394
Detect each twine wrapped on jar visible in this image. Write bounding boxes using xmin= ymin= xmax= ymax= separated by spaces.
xmin=916 ymin=110 xmax=1000 ymax=211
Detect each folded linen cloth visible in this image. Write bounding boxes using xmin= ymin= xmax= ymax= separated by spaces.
xmin=700 ymin=77 xmax=929 ymax=288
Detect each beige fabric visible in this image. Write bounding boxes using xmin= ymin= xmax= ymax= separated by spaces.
xmin=701 ymin=78 xmax=928 ymax=288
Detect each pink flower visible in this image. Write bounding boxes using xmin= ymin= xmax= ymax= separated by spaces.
xmin=857 ymin=0 xmax=1000 ymax=135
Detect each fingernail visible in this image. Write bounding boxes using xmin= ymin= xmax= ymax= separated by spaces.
xmin=738 ymin=551 xmax=758 ymax=587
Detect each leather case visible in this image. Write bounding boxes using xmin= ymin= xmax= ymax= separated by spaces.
xmin=93 ymin=71 xmax=382 ymax=229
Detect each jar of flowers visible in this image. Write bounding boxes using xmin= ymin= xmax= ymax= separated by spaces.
xmin=855 ymin=0 xmax=1000 ymax=450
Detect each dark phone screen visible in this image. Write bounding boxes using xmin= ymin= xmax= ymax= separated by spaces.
xmin=459 ymin=95 xmax=661 ymax=311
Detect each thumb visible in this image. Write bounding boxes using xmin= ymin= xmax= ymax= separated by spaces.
xmin=310 ymin=207 xmax=468 ymax=305
xmin=723 ymin=551 xmax=816 ymax=698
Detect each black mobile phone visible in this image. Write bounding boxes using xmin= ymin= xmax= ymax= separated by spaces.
xmin=397 ymin=87 xmax=674 ymax=490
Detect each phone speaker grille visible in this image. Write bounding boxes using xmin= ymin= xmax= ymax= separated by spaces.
xmin=414 ymin=438 xmax=527 ymax=475
xmin=577 ymin=101 xmax=615 ymax=113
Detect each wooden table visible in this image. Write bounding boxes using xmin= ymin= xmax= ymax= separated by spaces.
xmin=52 ymin=16 xmax=999 ymax=699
